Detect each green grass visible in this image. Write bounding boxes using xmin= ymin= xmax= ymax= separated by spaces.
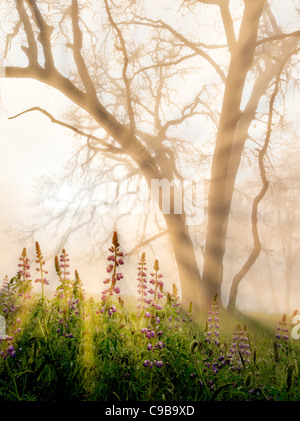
xmin=0 ymin=293 xmax=299 ymax=401
xmin=1 ymin=237 xmax=300 ymax=402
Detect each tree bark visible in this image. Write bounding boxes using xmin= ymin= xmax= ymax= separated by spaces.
xmin=163 ymin=213 xmax=202 ymax=311
xmin=202 ymin=0 xmax=266 ymax=307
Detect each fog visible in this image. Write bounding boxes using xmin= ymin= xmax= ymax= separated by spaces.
xmin=1 ymin=77 xmax=299 ymax=313
xmin=0 ymin=0 xmax=300 ymax=314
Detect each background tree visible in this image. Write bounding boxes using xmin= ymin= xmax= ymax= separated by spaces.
xmin=1 ymin=0 xmax=299 ymax=311
xmin=261 ymin=142 xmax=300 ymax=314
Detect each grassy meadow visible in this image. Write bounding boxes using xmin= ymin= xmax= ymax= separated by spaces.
xmin=0 ymin=232 xmax=299 ymax=402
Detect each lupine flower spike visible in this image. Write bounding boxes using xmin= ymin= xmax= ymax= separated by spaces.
xmin=17 ymin=248 xmax=32 ymax=301
xmin=0 ymin=275 xmax=14 ymax=318
xmin=141 ymin=259 xmax=165 ymax=370
xmin=229 ymin=324 xmax=251 ymax=371
xmin=34 ymin=242 xmax=49 ymax=302
xmin=206 ymin=294 xmax=220 ymax=346
xmin=54 ymin=250 xmax=76 ymax=338
xmin=100 ymin=231 xmax=124 ymax=316
xmin=55 ymin=255 xmax=62 ymax=279
xmin=274 ymin=314 xmax=290 ymax=360
xmin=55 ymin=249 xmax=72 ymax=316
xmin=59 ymin=249 xmax=71 ymax=284
xmin=137 ymin=252 xmax=148 ymax=321
xmin=148 ymin=259 xmax=164 ymax=314
xmin=71 ymin=270 xmax=85 ymax=317
xmin=276 ymin=314 xmax=289 ymax=342
xmin=73 ymin=270 xmax=85 ymax=302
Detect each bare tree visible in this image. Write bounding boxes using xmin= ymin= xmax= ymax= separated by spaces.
xmin=1 ymin=0 xmax=300 ymax=310
xmin=264 ymin=145 xmax=300 ymax=313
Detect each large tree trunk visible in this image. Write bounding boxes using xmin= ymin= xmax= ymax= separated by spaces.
xmin=163 ymin=213 xmax=202 ymax=312
xmin=201 ymin=0 xmax=266 ymax=307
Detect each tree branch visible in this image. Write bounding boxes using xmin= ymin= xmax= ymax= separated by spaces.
xmin=104 ymin=0 xmax=136 ymax=135
xmin=123 ymin=230 xmax=168 ymax=257
xmin=15 ymin=0 xmax=38 ymax=64
xmin=256 ymin=30 xmax=300 ymax=47
xmin=70 ymin=0 xmax=97 ymax=97
xmin=8 ymin=106 xmax=124 ymax=153
xmin=124 ymin=17 xmax=226 ymax=82
xmin=25 ymin=0 xmax=55 ymax=68
xmin=219 ymin=0 xmax=237 ymax=53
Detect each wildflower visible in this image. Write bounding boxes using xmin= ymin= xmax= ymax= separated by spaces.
xmin=59 ymin=249 xmax=71 ymax=281
xmin=100 ymin=232 xmax=124 ymax=316
xmin=72 ymin=270 xmax=85 ymax=302
xmin=0 ymin=275 xmax=15 ymax=317
xmin=16 ymin=248 xmax=32 ymax=301
xmin=0 ymin=274 xmax=9 ymax=292
xmin=148 ymin=259 xmax=165 ymax=313
xmin=34 ymin=242 xmax=49 ymax=301
xmin=54 ymin=250 xmax=73 ymax=312
xmin=0 ymin=336 xmax=17 ymax=360
xmin=229 ymin=324 xmax=251 ymax=370
xmin=136 ymin=252 xmax=150 ymax=320
xmin=139 ymin=261 xmax=166 ymax=370
xmin=208 ymin=379 xmax=215 ymax=391
xmin=17 ymin=248 xmax=31 ymax=281
xmin=205 ymin=295 xmax=220 ymax=346
xmin=273 ymin=314 xmax=291 ymax=361
xmin=275 ymin=314 xmax=289 ymax=342
xmin=155 ymin=341 xmax=165 ymax=349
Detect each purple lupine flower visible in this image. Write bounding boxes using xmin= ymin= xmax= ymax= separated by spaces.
xmin=136 ymin=252 xmax=148 ymax=320
xmin=205 ymin=295 xmax=220 ymax=346
xmin=0 ymin=336 xmax=17 ymax=360
xmin=229 ymin=324 xmax=251 ymax=369
xmin=100 ymin=232 xmax=124 ymax=316
xmin=139 ymin=259 xmax=166 ymax=371
xmin=54 ymin=250 xmax=74 ymax=320
xmin=275 ymin=314 xmax=290 ymax=344
xmin=16 ymin=248 xmax=33 ymax=300
xmin=147 ymin=259 xmax=165 ymax=316
xmin=59 ymin=249 xmax=71 ymax=281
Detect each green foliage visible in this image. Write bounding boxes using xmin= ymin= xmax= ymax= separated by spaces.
xmin=1 ymin=236 xmax=300 ymax=401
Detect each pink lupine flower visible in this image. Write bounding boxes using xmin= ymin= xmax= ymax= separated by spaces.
xmin=147 ymin=259 xmax=165 ymax=316
xmin=54 ymin=249 xmax=73 ymax=319
xmin=140 ymin=259 xmax=166 ymax=370
xmin=100 ymin=232 xmax=124 ymax=316
xmin=34 ymin=242 xmax=49 ymax=301
xmin=205 ymin=295 xmax=220 ymax=347
xmin=16 ymin=248 xmax=33 ymax=301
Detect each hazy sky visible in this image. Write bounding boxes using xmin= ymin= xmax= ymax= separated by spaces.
xmin=0 ymin=78 xmax=178 ymax=297
xmin=0 ymin=79 xmax=84 ymax=289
